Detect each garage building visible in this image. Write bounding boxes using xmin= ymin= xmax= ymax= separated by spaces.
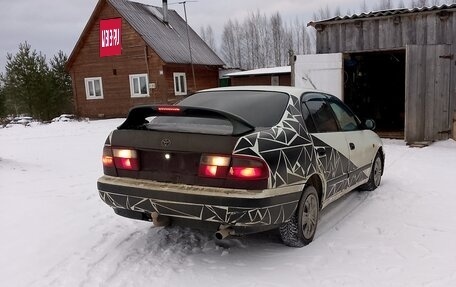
xmin=308 ymin=4 xmax=456 ymax=143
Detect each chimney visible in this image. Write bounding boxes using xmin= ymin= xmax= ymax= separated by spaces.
xmin=162 ymin=0 xmax=168 ymax=24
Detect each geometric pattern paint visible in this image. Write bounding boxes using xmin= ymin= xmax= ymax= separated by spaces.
xmin=99 ymin=190 xmax=298 ymax=226
xmin=99 ymin=92 xmax=372 ymax=227
xmin=233 ymin=95 xmax=369 ymax=199
xmin=233 ymin=96 xmax=319 ymax=189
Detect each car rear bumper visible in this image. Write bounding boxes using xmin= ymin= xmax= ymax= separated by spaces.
xmin=97 ymin=175 xmax=303 ymax=228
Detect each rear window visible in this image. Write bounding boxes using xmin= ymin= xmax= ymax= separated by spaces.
xmin=148 ymin=90 xmax=289 ymax=134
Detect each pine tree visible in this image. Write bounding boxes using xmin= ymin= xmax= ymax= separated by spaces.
xmin=0 ymin=42 xmax=72 ymax=121
xmin=0 ymin=84 xmax=6 ymax=118
xmin=0 ymin=42 xmax=49 ymax=118
xmin=49 ymin=51 xmax=73 ymax=118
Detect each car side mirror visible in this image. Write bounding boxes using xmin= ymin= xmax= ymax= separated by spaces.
xmin=364 ymin=119 xmax=376 ymax=130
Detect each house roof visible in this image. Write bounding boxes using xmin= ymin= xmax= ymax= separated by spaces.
xmin=308 ymin=4 xmax=456 ymax=26
xmin=225 ymin=66 xmax=291 ymax=77
xmin=67 ymin=0 xmax=224 ymax=69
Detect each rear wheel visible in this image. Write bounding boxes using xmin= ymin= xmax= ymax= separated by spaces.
xmin=360 ymin=153 xmax=383 ymax=191
xmin=279 ymin=185 xmax=319 ymax=247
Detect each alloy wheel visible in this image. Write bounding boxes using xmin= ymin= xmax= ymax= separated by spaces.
xmin=373 ymin=157 xmax=382 ymax=187
xmin=302 ymin=193 xmax=318 ymax=239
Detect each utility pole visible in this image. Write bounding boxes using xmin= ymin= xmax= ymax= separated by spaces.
xmin=178 ymin=1 xmax=197 ymax=92
xmin=289 ymin=49 xmax=295 ymax=87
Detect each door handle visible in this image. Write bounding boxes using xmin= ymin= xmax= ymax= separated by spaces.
xmin=349 ymin=143 xmax=355 ymax=150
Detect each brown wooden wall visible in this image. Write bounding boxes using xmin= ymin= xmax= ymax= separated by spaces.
xmin=315 ymin=10 xmax=456 ymax=142
xmin=163 ymin=64 xmax=220 ymax=103
xmin=230 ymin=74 xmax=291 ymax=86
xmin=69 ymin=1 xmax=220 ymax=118
xmin=316 ymin=11 xmax=455 ymax=53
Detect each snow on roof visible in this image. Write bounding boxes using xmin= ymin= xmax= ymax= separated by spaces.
xmin=309 ymin=4 xmax=456 ymax=26
xmin=225 ymin=66 xmax=291 ymax=77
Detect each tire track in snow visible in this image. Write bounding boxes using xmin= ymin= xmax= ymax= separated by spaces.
xmin=78 ymin=229 xmax=144 ymax=287
xmin=77 ymin=226 xmax=220 ymax=287
xmin=315 ymin=191 xmax=370 ymax=239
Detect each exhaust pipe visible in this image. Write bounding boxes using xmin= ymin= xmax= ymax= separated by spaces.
xmin=214 ymin=226 xmax=234 ymax=240
xmin=151 ymin=212 xmax=170 ymax=227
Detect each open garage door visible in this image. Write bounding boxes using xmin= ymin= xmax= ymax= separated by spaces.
xmin=343 ymin=51 xmax=406 ymax=139
xmin=405 ymin=45 xmax=452 ymax=143
xmin=295 ymin=52 xmax=407 ymax=138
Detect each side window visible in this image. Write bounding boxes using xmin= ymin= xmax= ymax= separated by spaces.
xmin=306 ymin=99 xmax=339 ymax=133
xmin=173 ymin=72 xmax=187 ymax=96
xmin=129 ymin=74 xmax=149 ymax=98
xmin=84 ymin=77 xmax=103 ymax=100
xmin=328 ymin=100 xmax=359 ymax=131
xmin=301 ymin=103 xmax=317 ymax=133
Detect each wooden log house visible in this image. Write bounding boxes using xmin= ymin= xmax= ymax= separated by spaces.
xmin=225 ymin=66 xmax=292 ymax=87
xmin=67 ymin=0 xmax=224 ymax=118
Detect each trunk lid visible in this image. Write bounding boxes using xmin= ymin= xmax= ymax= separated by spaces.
xmin=109 ymin=129 xmax=240 ymax=186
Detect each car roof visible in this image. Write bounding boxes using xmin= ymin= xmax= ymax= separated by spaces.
xmin=199 ymin=86 xmax=330 ymax=100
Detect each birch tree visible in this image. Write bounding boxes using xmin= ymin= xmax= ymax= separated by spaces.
xmin=376 ymin=0 xmax=393 ymax=10
xmin=199 ymin=25 xmax=216 ymax=51
xmin=271 ymin=12 xmax=284 ymax=66
xmin=360 ymin=0 xmax=369 ymax=12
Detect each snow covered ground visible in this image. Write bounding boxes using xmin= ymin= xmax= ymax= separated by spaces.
xmin=1 ymin=119 xmax=456 ymax=287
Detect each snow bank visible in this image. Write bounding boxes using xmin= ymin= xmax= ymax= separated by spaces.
xmin=1 ymin=121 xmax=455 ymax=287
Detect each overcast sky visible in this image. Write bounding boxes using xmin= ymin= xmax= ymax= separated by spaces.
xmin=0 ymin=0 xmax=376 ymax=71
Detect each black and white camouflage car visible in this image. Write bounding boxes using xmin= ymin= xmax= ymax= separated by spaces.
xmin=98 ymin=86 xmax=384 ymax=247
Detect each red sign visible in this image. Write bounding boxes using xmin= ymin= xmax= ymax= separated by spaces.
xmin=99 ymin=18 xmax=122 ymax=57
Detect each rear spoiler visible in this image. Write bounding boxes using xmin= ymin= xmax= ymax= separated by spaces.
xmin=117 ymin=105 xmax=255 ymax=135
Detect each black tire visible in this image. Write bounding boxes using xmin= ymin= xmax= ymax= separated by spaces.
xmin=360 ymin=153 xmax=383 ymax=191
xmin=279 ymin=185 xmax=319 ymax=247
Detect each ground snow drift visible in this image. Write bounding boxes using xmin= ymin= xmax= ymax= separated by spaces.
xmin=1 ymin=120 xmax=456 ymax=286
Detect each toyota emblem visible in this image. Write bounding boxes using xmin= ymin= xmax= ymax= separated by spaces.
xmin=161 ymin=138 xmax=171 ymax=147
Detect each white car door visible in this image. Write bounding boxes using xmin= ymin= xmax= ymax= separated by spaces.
xmin=326 ymin=97 xmax=376 ymax=186
xmin=301 ymin=94 xmax=350 ymax=201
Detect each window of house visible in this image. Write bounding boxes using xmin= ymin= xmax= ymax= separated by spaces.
xmin=173 ymin=72 xmax=187 ymax=96
xmin=84 ymin=77 xmax=103 ymax=100
xmin=129 ymin=74 xmax=149 ymax=98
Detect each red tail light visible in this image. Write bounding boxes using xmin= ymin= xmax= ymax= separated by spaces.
xmin=102 ymin=146 xmax=114 ymax=167
xmin=102 ymin=155 xmax=114 ymax=167
xmin=228 ymin=156 xmax=269 ymax=180
xmin=198 ymin=155 xmax=230 ymax=178
xmin=115 ymin=157 xmax=139 ymax=170
xmin=103 ymin=147 xmax=140 ymax=171
xmin=112 ymin=149 xmax=139 ymax=171
xmin=229 ymin=167 xmax=264 ymax=178
xmin=198 ymin=154 xmax=268 ymax=181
